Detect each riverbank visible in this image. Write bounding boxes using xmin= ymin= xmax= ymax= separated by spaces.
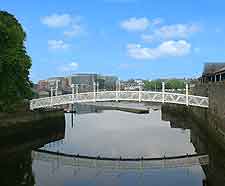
xmin=0 ymin=108 xmax=64 ymax=127
xmin=0 ymin=105 xmax=65 ymax=147
xmin=0 ymin=110 xmax=65 ymax=157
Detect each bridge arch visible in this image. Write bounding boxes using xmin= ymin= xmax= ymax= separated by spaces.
xmin=30 ymin=90 xmax=209 ymax=110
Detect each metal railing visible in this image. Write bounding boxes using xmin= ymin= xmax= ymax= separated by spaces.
xmin=30 ymin=90 xmax=209 ymax=110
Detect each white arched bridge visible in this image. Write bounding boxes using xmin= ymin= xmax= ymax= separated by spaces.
xmin=30 ymin=89 xmax=209 ymax=110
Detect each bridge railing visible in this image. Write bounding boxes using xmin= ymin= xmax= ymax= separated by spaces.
xmin=188 ymin=95 xmax=209 ymax=108
xmin=30 ymin=90 xmax=209 ymax=110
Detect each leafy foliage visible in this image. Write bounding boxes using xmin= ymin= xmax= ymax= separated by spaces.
xmin=0 ymin=11 xmax=32 ymax=112
xmin=143 ymin=79 xmax=163 ymax=90
xmin=144 ymin=79 xmax=186 ymax=91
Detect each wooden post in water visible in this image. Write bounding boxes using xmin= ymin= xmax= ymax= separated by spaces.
xmin=186 ymin=83 xmax=189 ymax=106
xmin=71 ymin=105 xmax=74 ymax=127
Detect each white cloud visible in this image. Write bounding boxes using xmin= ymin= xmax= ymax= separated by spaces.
xmin=155 ymin=24 xmax=200 ymax=39
xmin=152 ymin=18 xmax=163 ymax=25
xmin=120 ymin=17 xmax=150 ymax=32
xmin=48 ymin=40 xmax=70 ymax=50
xmin=141 ymin=34 xmax=154 ymax=43
xmin=64 ymin=24 xmax=83 ymax=37
xmin=141 ymin=24 xmax=200 ymax=43
xmin=42 ymin=13 xmax=85 ymax=38
xmin=60 ymin=62 xmax=79 ymax=72
xmin=127 ymin=40 xmax=191 ymax=60
xmin=41 ymin=14 xmax=72 ymax=28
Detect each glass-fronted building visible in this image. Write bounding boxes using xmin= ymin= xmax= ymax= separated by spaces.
xmin=67 ymin=73 xmax=118 ymax=92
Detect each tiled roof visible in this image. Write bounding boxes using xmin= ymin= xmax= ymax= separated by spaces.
xmin=215 ymin=66 xmax=225 ymax=73
xmin=203 ymin=63 xmax=225 ymax=75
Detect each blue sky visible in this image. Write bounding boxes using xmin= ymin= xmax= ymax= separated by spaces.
xmin=2 ymin=0 xmax=225 ymax=82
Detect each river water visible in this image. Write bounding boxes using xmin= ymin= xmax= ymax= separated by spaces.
xmin=0 ymin=104 xmax=225 ymax=186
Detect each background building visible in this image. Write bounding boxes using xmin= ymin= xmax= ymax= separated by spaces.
xmin=200 ymin=63 xmax=225 ymax=83
xmin=67 ymin=73 xmax=118 ymax=92
xmin=37 ymin=80 xmax=48 ymax=91
xmin=47 ymin=77 xmax=69 ymax=90
xmin=98 ymin=75 xmax=118 ymax=91
xmin=67 ymin=73 xmax=98 ymax=92
xmin=121 ymin=79 xmax=144 ymax=91
xmin=37 ymin=77 xmax=69 ymax=96
xmin=36 ymin=73 xmax=118 ymax=96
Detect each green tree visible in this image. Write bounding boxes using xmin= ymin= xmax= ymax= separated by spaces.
xmin=144 ymin=79 xmax=186 ymax=91
xmin=165 ymin=79 xmax=185 ymax=90
xmin=0 ymin=11 xmax=32 ymax=112
xmin=144 ymin=79 xmax=163 ymax=90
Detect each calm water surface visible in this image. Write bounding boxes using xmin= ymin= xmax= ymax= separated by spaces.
xmin=2 ymin=104 xmax=224 ymax=186
xmin=42 ymin=110 xmax=196 ymax=158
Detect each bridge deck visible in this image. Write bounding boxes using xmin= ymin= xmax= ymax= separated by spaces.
xmin=30 ymin=91 xmax=209 ymax=110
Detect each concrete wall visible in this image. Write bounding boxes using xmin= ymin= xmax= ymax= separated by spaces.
xmin=192 ymin=81 xmax=225 ymax=121
xmin=191 ymin=81 xmax=225 ymax=147
xmin=162 ymin=104 xmax=225 ymax=151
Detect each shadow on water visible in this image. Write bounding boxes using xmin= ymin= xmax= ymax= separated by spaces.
xmin=0 ymin=116 xmax=65 ymax=186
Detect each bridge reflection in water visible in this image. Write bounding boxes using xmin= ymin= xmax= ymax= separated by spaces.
xmin=31 ymin=104 xmax=208 ymax=171
xmin=32 ymin=149 xmax=209 ymax=170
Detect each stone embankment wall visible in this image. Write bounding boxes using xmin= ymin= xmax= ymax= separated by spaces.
xmin=166 ymin=81 xmax=225 ymax=149
xmin=0 ymin=109 xmax=64 ymax=127
xmin=191 ymin=81 xmax=225 ymax=122
xmin=0 ymin=114 xmax=65 ymax=158
xmin=162 ymin=104 xmax=225 ymax=151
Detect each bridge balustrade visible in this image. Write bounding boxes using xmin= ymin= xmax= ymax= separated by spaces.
xmin=30 ymin=90 xmax=209 ymax=110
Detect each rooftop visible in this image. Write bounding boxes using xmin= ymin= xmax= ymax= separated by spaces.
xmin=203 ymin=63 xmax=225 ymax=76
